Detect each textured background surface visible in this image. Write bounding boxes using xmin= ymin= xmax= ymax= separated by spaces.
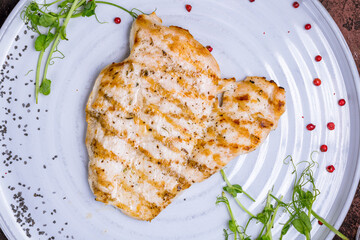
xmin=0 ymin=0 xmax=359 ymax=239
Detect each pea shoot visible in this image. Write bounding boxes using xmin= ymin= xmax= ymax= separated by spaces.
xmin=21 ymin=0 xmax=146 ymax=103
xmin=217 ymin=153 xmax=349 ymax=240
xmin=221 ymin=169 xmax=256 ymax=218
xmin=216 ymin=192 xmax=250 ymax=240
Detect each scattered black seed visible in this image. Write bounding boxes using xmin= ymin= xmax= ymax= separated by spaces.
xmin=33 ymin=193 xmax=43 ymax=198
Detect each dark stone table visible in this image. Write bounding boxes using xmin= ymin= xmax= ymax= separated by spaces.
xmin=0 ymin=0 xmax=359 ymax=239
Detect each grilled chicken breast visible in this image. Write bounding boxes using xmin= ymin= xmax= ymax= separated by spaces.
xmin=85 ymin=13 xmax=286 ymax=221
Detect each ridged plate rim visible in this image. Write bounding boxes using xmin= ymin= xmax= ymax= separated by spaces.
xmin=0 ymin=0 xmax=359 ymax=239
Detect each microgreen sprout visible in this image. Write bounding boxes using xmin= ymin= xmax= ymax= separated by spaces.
xmin=274 ymin=153 xmax=349 ymax=240
xmin=216 ymin=192 xmax=250 ymax=240
xmin=220 ymin=169 xmax=255 ymax=218
xmin=218 ymin=153 xmax=349 ymax=240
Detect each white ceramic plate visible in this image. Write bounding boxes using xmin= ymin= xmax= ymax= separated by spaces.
xmin=0 ymin=0 xmax=359 ymax=239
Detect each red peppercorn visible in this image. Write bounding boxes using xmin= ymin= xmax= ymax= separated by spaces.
xmin=338 ymin=99 xmax=346 ymax=106
xmin=318 ymin=220 xmax=323 ymax=225
xmin=306 ymin=123 xmax=316 ymax=131
xmin=206 ymin=46 xmax=213 ymax=52
xmin=293 ymin=2 xmax=299 ymax=8
xmin=320 ymin=144 xmax=328 ymax=152
xmin=327 ymin=122 xmax=335 ymax=130
xmin=114 ymin=17 xmax=121 ymax=24
xmin=326 ymin=165 xmax=335 ymax=173
xmin=313 ymin=78 xmax=321 ymax=86
xmin=315 ymin=55 xmax=322 ymax=62
xmin=305 ymin=24 xmax=312 ymax=30
xmin=185 ymin=4 xmax=192 ymax=12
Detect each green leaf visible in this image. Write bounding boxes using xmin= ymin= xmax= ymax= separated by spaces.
xmin=223 ymin=184 xmax=243 ymax=197
xmin=35 ymin=35 xmax=47 ymax=51
xmin=29 ymin=2 xmax=39 ymax=11
xmin=223 ymin=229 xmax=229 ymax=240
xmin=306 ymin=191 xmax=313 ymax=199
xmin=281 ymin=224 xmax=291 ymax=236
xmin=39 ymin=79 xmax=51 ymax=95
xmin=82 ymin=1 xmax=97 ymax=17
xmin=30 ymin=14 xmax=40 ymax=25
xmin=256 ymin=204 xmax=274 ymax=224
xmin=58 ymin=1 xmax=67 ymax=8
xmin=292 ymin=219 xmax=306 ymax=235
xmin=29 ymin=14 xmax=40 ymax=32
xmin=35 ymin=33 xmax=55 ymax=51
xmin=58 ymin=0 xmax=73 ymax=8
xmin=228 ymin=220 xmax=237 ymax=233
xmin=292 ymin=218 xmax=310 ymax=235
xmin=256 ymin=212 xmax=269 ymax=224
xmin=216 ymin=196 xmax=228 ymax=205
xmin=39 ymin=14 xmax=56 ymax=27
xmin=299 ymin=211 xmax=312 ymax=231
xmin=259 ymin=235 xmax=271 ymax=240
xmin=45 ymin=33 xmax=55 ymax=48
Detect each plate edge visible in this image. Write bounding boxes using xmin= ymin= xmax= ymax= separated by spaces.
xmin=310 ymin=0 xmax=360 ymax=239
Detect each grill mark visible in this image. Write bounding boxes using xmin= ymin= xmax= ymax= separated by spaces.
xmin=166 ymin=71 xmax=212 ymax=102
xmin=98 ymin=61 xmax=133 ymax=87
xmin=157 ymin=190 xmax=177 ymax=203
xmin=91 ymin=114 xmax=194 ymax=190
xmin=102 ymin=57 xmax=220 ymax=106
xmin=90 ymin=138 xmax=175 ymax=193
xmin=223 ymin=94 xmax=262 ymax=107
xmin=187 ymin=159 xmax=214 ymax=178
xmin=235 ymin=94 xmax=250 ymax=101
xmin=146 ymin=103 xmax=193 ymax=139
xmin=91 ymin=182 xmax=144 ymax=219
xmin=192 ymin=139 xmax=226 ymax=168
xmin=96 ymin=92 xmax=199 ymax=167
xmin=100 ymin=72 xmax=124 ymax=88
xmin=214 ymin=109 xmax=250 ymax=140
xmin=90 ymin=162 xmax=162 ymax=218
xmin=98 ymin=87 xmax=193 ymax=141
xmin=126 ymin=57 xmax=216 ymax=105
xmin=131 ymin=114 xmax=182 ymax=154
xmin=250 ymin=134 xmax=260 ymax=145
xmin=257 ymin=117 xmax=274 ymax=129
xmin=91 ymin=128 xmax=185 ymax=204
xmin=89 ymin=163 xmax=113 ymax=190
xmin=98 ymin=88 xmax=191 ymax=150
xmin=90 ymin=166 xmax=150 ymax=219
xmin=165 ymin=39 xmax=220 ymax=84
xmin=145 ymin=76 xmax=207 ymax=126
xmin=212 ymin=153 xmax=226 ymax=167
xmin=245 ymin=80 xmax=270 ymax=99
xmin=115 ymin=178 xmax=162 ymax=218
xmin=215 ymin=134 xmax=244 ymax=155
xmin=222 ymin=94 xmax=251 ymax=112
xmin=133 ymin=31 xmax=220 ymax=84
